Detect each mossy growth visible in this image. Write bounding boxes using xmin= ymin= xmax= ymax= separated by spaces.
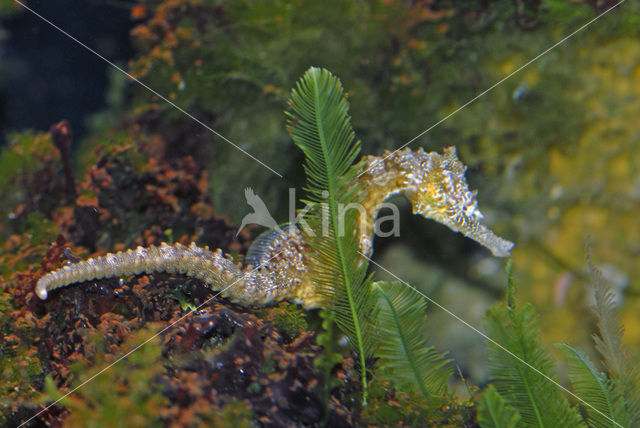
xmin=0 ymin=342 xmax=43 ymax=427
xmin=0 ymin=279 xmax=44 ymax=425
xmin=38 ymin=327 xmax=168 ymax=428
xmin=188 ymin=399 xmax=254 ymax=428
xmin=257 ymin=302 xmax=309 ymax=342
xmin=0 ymin=131 xmax=67 ymax=240
xmin=123 ymin=0 xmax=609 ymax=223
xmin=360 ymin=378 xmax=475 ymax=426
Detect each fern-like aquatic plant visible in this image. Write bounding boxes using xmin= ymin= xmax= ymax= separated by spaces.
xmin=589 ymin=262 xmax=640 ymax=425
xmin=550 ymin=257 xmax=640 ymax=428
xmin=286 ymin=67 xmax=377 ymax=403
xmin=483 ymin=278 xmax=584 ymax=427
xmin=478 ymin=384 xmax=521 ymax=428
xmin=481 ymin=258 xmax=640 ymax=428
xmin=556 ymin=343 xmax=630 ymax=428
xmin=372 ymin=281 xmax=451 ymax=400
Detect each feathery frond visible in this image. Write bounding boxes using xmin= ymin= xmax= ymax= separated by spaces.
xmin=556 ymin=343 xmax=630 ymax=428
xmin=484 ymin=300 xmax=584 ymax=427
xmin=589 ymin=262 xmax=640 ymax=425
xmin=477 ymin=384 xmax=521 ymax=428
xmin=372 ymin=281 xmax=452 ymax=400
xmin=286 ymin=67 xmax=376 ymax=402
xmin=590 ymin=264 xmax=626 ymax=377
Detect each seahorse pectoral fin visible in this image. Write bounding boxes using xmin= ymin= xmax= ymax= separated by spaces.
xmin=244 ymin=223 xmax=297 ymax=268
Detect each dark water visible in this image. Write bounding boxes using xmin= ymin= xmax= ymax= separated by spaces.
xmin=0 ymin=0 xmax=133 ymax=145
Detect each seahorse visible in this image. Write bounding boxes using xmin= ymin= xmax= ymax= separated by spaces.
xmin=35 ymin=147 xmax=513 ymax=309
xmin=356 ymin=146 xmax=513 ymax=258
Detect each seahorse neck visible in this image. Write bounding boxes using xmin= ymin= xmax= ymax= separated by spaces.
xmin=355 ymin=149 xmax=422 ymax=256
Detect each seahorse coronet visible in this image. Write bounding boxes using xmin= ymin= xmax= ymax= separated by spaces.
xmin=35 ymin=147 xmax=514 ymax=307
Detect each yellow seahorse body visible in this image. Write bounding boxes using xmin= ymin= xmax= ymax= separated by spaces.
xmin=35 ymin=147 xmax=513 ymax=308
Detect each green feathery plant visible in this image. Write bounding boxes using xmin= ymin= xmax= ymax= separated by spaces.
xmin=286 ymin=67 xmax=377 ymax=403
xmin=286 ymin=67 xmax=451 ymax=406
xmin=588 ymin=258 xmax=640 ymax=425
xmin=555 ymin=343 xmax=630 ymax=428
xmin=482 ymin=262 xmax=584 ymax=427
xmin=551 ymin=254 xmax=640 ymax=428
xmin=480 ymin=259 xmax=640 ymax=428
xmin=372 ymin=281 xmax=451 ymax=400
xmin=478 ymin=384 xmax=521 ymax=428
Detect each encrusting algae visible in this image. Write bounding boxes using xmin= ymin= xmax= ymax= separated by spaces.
xmin=35 ymin=147 xmax=513 ymax=308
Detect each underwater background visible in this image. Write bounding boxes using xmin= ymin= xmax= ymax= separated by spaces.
xmin=1 ymin=0 xmax=640 ymax=426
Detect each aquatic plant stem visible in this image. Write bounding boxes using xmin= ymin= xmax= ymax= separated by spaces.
xmin=312 ymin=78 xmax=369 ymax=404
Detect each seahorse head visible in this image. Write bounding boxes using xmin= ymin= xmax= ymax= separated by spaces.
xmin=361 ymin=146 xmax=514 ymax=257
xmin=409 ymin=147 xmax=514 ymax=257
xmin=407 ymin=147 xmax=481 ymax=226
